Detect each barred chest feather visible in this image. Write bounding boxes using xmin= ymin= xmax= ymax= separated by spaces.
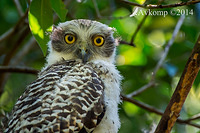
xmin=5 ymin=59 xmax=121 ymax=133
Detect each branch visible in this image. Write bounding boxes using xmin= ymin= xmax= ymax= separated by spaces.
xmin=3 ymin=26 xmax=30 ymax=66
xmin=99 ymin=15 xmax=130 ymax=20
xmin=13 ymin=0 xmax=24 ymax=17
xmin=182 ymin=113 xmax=200 ymax=122
xmin=119 ymin=40 xmax=136 ymax=46
xmin=121 ymin=0 xmax=200 ymax=9
xmin=122 ymin=95 xmax=200 ymax=129
xmin=152 ymin=15 xmax=185 ymax=78
xmin=92 ymin=0 xmax=101 ymax=18
xmin=122 ymin=94 xmax=163 ymax=115
xmin=155 ymin=35 xmax=200 ymax=133
xmin=11 ymin=37 xmax=36 ymax=65
xmin=0 ymin=26 xmax=30 ymax=95
xmin=91 ymin=0 xmax=133 ymax=21
xmin=120 ymin=0 xmax=164 ymax=47
xmin=0 ymin=66 xmax=38 ymax=75
xmin=119 ymin=11 xmax=148 ymax=47
xmin=0 ymin=9 xmax=30 ymax=96
xmin=127 ymin=81 xmax=155 ymax=97
xmin=91 ymin=0 xmax=130 ymax=21
xmin=129 ymin=10 xmax=149 ymax=47
xmin=127 ymin=15 xmax=185 ymax=97
xmin=0 ymin=9 xmax=28 ymax=43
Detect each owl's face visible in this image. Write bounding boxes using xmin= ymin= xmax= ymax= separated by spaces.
xmin=47 ymin=19 xmax=116 ymax=65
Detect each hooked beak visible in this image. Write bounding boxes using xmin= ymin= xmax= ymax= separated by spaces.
xmin=78 ymin=48 xmax=90 ymax=63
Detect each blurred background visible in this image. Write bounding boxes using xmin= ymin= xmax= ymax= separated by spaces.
xmin=0 ymin=0 xmax=200 ymax=132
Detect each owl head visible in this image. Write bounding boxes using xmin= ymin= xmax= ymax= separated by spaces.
xmin=46 ymin=19 xmax=117 ymax=65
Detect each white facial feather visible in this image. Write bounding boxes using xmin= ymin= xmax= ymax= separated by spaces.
xmin=46 ymin=19 xmax=117 ymax=66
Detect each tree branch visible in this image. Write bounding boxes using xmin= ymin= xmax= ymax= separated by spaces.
xmin=0 ymin=9 xmax=30 ymax=96
xmin=0 ymin=66 xmax=38 ymax=75
xmin=2 ymin=26 xmax=30 ymax=66
xmin=127 ymin=15 xmax=185 ymax=98
xmin=119 ymin=40 xmax=135 ymax=46
xmin=182 ymin=113 xmax=200 ymax=122
xmin=155 ymin=34 xmax=200 ymax=133
xmin=13 ymin=0 xmax=24 ymax=17
xmin=99 ymin=15 xmax=130 ymax=20
xmin=0 ymin=26 xmax=30 ymax=96
xmin=11 ymin=37 xmax=36 ymax=65
xmin=129 ymin=9 xmax=149 ymax=47
xmin=122 ymin=94 xmax=163 ymax=115
xmin=127 ymin=81 xmax=155 ymax=97
xmin=152 ymin=15 xmax=185 ymax=79
xmin=121 ymin=0 xmax=200 ymax=9
xmin=122 ymin=0 xmax=164 ymax=47
xmin=122 ymin=95 xmax=200 ymax=129
xmin=92 ymin=0 xmax=101 ymax=19
xmin=0 ymin=9 xmax=28 ymax=43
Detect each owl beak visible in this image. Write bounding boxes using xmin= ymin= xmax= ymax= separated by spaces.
xmin=78 ymin=48 xmax=90 ymax=63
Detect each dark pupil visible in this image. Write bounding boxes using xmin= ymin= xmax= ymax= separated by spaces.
xmin=68 ymin=36 xmax=73 ymax=41
xmin=96 ymin=38 xmax=101 ymax=43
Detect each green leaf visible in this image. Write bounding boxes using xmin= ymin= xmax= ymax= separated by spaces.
xmin=28 ymin=0 xmax=53 ymax=56
xmin=50 ymin=0 xmax=68 ymax=22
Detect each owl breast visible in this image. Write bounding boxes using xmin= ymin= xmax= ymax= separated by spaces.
xmin=6 ymin=60 xmax=106 ymax=133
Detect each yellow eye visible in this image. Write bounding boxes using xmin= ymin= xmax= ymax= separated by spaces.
xmin=64 ymin=34 xmax=76 ymax=44
xmin=93 ymin=35 xmax=104 ymax=46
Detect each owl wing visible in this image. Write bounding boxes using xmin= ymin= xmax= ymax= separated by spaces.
xmin=5 ymin=60 xmax=105 ymax=133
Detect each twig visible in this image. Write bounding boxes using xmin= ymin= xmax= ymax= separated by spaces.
xmin=182 ymin=113 xmax=200 ymax=122
xmin=127 ymin=81 xmax=155 ymax=97
xmin=3 ymin=26 xmax=30 ymax=66
xmin=127 ymin=15 xmax=185 ymax=98
xmin=122 ymin=94 xmax=163 ymax=115
xmin=92 ymin=0 xmax=131 ymax=20
xmin=122 ymin=95 xmax=200 ymax=129
xmin=155 ymin=35 xmax=200 ymax=133
xmin=0 ymin=28 xmax=14 ymax=44
xmin=13 ymin=0 xmax=24 ymax=17
xmin=0 ymin=26 xmax=30 ymax=94
xmin=176 ymin=121 xmax=200 ymax=129
xmin=120 ymin=0 xmax=144 ymax=8
xmin=11 ymin=37 xmax=36 ymax=65
xmin=152 ymin=15 xmax=185 ymax=78
xmin=121 ymin=0 xmax=200 ymax=9
xmin=130 ymin=9 xmax=149 ymax=47
xmin=0 ymin=66 xmax=38 ymax=75
xmin=119 ymin=40 xmax=136 ymax=46
xmin=119 ymin=0 xmax=170 ymax=47
xmin=0 ymin=9 xmax=28 ymax=43
xmin=99 ymin=14 xmax=130 ymax=20
xmin=92 ymin=0 xmax=101 ymax=18
xmin=127 ymin=0 xmax=164 ymax=47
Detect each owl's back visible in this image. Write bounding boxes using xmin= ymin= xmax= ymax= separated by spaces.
xmin=5 ymin=60 xmax=105 ymax=133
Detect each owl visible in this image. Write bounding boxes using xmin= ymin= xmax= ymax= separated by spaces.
xmin=5 ymin=19 xmax=122 ymax=133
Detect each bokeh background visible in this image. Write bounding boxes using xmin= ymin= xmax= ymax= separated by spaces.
xmin=0 ymin=0 xmax=200 ymax=132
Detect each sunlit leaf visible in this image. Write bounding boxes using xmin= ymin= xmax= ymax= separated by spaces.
xmin=148 ymin=30 xmax=166 ymax=47
xmin=28 ymin=0 xmax=53 ymax=56
xmin=117 ymin=45 xmax=147 ymax=66
xmin=50 ymin=0 xmax=68 ymax=22
xmin=123 ymin=101 xmax=139 ymax=116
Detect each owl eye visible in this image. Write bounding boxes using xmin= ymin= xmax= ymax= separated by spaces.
xmin=93 ymin=35 xmax=104 ymax=46
xmin=64 ymin=34 xmax=76 ymax=44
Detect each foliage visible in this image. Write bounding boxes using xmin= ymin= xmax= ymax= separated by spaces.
xmin=0 ymin=0 xmax=200 ymax=132
xmin=29 ymin=0 xmax=67 ymax=55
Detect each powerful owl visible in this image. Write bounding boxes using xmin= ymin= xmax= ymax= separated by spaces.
xmin=5 ymin=19 xmax=122 ymax=133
